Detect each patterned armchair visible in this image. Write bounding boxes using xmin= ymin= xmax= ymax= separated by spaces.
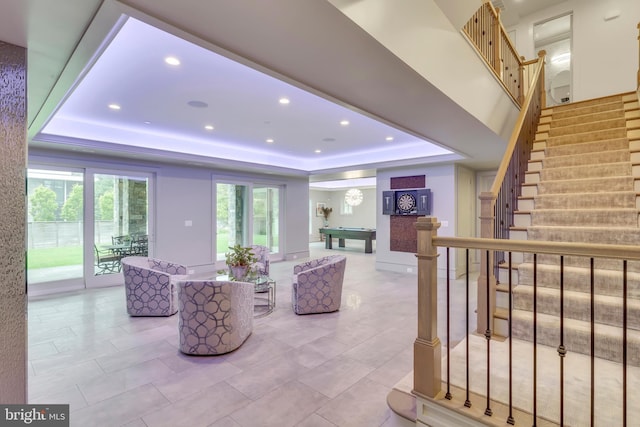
xmin=250 ymin=245 xmax=270 ymax=276
xmin=121 ymin=256 xmax=188 ymax=316
xmin=177 ymin=280 xmax=254 ymax=355
xmin=292 ymin=255 xmax=347 ymax=315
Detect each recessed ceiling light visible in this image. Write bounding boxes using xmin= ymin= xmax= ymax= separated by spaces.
xmin=386 ymin=136 xmax=394 ymax=141
xmin=315 ymin=149 xmax=321 ymax=153
xmin=165 ymin=56 xmax=180 ymax=66
xmin=204 ymin=125 xmax=214 ymax=131
xmin=143 ymin=121 xmax=151 ymax=125
xmin=279 ymin=97 xmax=290 ymax=105
xmin=340 ymin=120 xmax=349 ymax=126
xmin=187 ymin=100 xmax=208 ymax=108
xmin=108 ymin=104 xmax=121 ymax=110
xmin=266 ymin=138 xmax=274 ymax=143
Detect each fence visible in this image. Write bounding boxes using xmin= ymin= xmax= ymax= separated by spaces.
xmin=27 ymin=221 xmax=117 ymax=249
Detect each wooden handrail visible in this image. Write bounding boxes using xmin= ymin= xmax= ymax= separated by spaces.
xmin=490 ymin=52 xmax=545 ymax=196
xmin=434 ymin=236 xmax=640 ymax=261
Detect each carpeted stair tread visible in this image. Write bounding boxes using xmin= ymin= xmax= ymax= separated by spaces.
xmin=527 ymin=226 xmax=640 ymax=246
xmin=546 ymin=99 xmax=623 ymax=118
xmin=539 ymin=162 xmax=631 ymax=181
xmin=511 ymin=310 xmax=640 ymax=365
xmin=542 ymin=149 xmax=630 ymax=169
xmin=544 ymin=137 xmax=629 ymax=157
xmin=551 ymin=94 xmax=622 ymax=109
xmin=530 ymin=208 xmax=638 ymax=227
xmin=537 ymin=176 xmax=634 ymax=194
xmin=517 ymin=262 xmax=640 ymax=296
xmin=550 ymin=109 xmax=627 ymax=129
xmin=521 ymin=255 xmax=640 ymax=274
xmin=533 ymin=191 xmax=636 ymax=209
xmin=512 ymin=285 xmax=640 ymax=329
xmin=546 ymin=127 xmax=628 ymax=146
xmin=548 ymin=117 xmax=626 ymax=137
xmin=510 ymin=93 xmax=640 ymax=366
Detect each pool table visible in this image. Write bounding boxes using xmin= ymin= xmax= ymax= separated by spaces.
xmin=319 ymin=227 xmax=376 ymax=253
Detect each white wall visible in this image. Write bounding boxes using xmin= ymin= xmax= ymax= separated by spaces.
xmin=329 ymin=0 xmax=521 ymax=143
xmin=508 ymin=0 xmax=640 ymax=102
xmin=310 ymin=189 xmax=331 ymax=242
xmin=376 ymin=164 xmax=456 ymax=276
xmin=309 ymin=188 xmax=377 ymax=241
xmin=455 ymin=165 xmax=477 ymax=277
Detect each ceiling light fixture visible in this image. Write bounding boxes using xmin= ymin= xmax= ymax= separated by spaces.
xmin=315 ymin=149 xmax=321 ymax=153
xmin=340 ymin=120 xmax=349 ymax=126
xmin=204 ymin=125 xmax=214 ymax=131
xmin=164 ymin=56 xmax=180 ymax=66
xmin=386 ymin=136 xmax=394 ymax=141
xmin=279 ymin=97 xmax=290 ymax=105
xmin=108 ymin=103 xmax=121 ymax=110
xmin=345 ymin=188 xmax=364 ymax=206
xmin=266 ymin=138 xmax=274 ymax=143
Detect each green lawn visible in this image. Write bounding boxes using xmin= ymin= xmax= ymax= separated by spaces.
xmin=27 ymin=234 xmax=277 ymax=269
xmin=27 ymin=246 xmax=83 ymax=269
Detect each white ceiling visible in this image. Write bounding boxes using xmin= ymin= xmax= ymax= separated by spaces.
xmin=39 ymin=17 xmax=452 ymax=173
xmin=1 ymin=0 xmax=568 ymax=182
xmin=498 ymin=0 xmax=568 ymax=27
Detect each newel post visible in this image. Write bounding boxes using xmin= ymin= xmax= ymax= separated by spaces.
xmin=413 ymin=217 xmax=442 ymax=399
xmin=538 ymin=50 xmax=547 ymax=107
xmin=478 ymin=192 xmax=496 ymax=335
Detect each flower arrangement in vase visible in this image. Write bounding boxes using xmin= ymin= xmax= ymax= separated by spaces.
xmin=321 ymin=206 xmax=332 ymax=227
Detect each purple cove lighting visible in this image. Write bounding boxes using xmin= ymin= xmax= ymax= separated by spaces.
xmin=40 ymin=17 xmax=454 ymax=171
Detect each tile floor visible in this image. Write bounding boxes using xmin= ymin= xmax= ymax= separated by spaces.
xmin=27 ymin=243 xmax=418 ymax=427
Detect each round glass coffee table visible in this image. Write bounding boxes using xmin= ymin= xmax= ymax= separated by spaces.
xmin=216 ymin=273 xmax=275 ymax=317
xmin=253 ymin=275 xmax=276 ymax=318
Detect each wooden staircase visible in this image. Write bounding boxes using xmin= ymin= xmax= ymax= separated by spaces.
xmin=495 ymin=92 xmax=640 ymax=365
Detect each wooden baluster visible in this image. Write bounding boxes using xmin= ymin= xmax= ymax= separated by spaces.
xmin=494 ymin=7 xmax=502 ymax=76
xmin=519 ymin=56 xmax=526 ymax=105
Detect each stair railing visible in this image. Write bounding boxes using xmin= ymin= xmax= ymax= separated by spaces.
xmin=462 ymin=0 xmax=528 ymax=105
xmin=413 ymin=217 xmax=640 ymax=426
xmin=476 ymin=52 xmax=545 ymax=334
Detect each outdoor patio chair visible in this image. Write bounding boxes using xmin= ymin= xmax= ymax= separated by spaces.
xmin=94 ymin=244 xmax=121 ymax=275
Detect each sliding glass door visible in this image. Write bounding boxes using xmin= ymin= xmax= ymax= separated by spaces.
xmin=253 ymin=186 xmax=279 ymax=254
xmin=26 ymin=166 xmax=154 ymax=292
xmin=88 ymin=171 xmax=151 ymax=286
xmin=216 ymin=181 xmax=282 ymax=262
xmin=26 ymin=168 xmax=85 ymax=289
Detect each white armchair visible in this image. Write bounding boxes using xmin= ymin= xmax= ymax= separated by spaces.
xmin=250 ymin=244 xmax=270 ymax=276
xmin=177 ymin=280 xmax=254 ymax=355
xmin=292 ymin=255 xmax=346 ymax=315
xmin=121 ymin=256 xmax=187 ymax=316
